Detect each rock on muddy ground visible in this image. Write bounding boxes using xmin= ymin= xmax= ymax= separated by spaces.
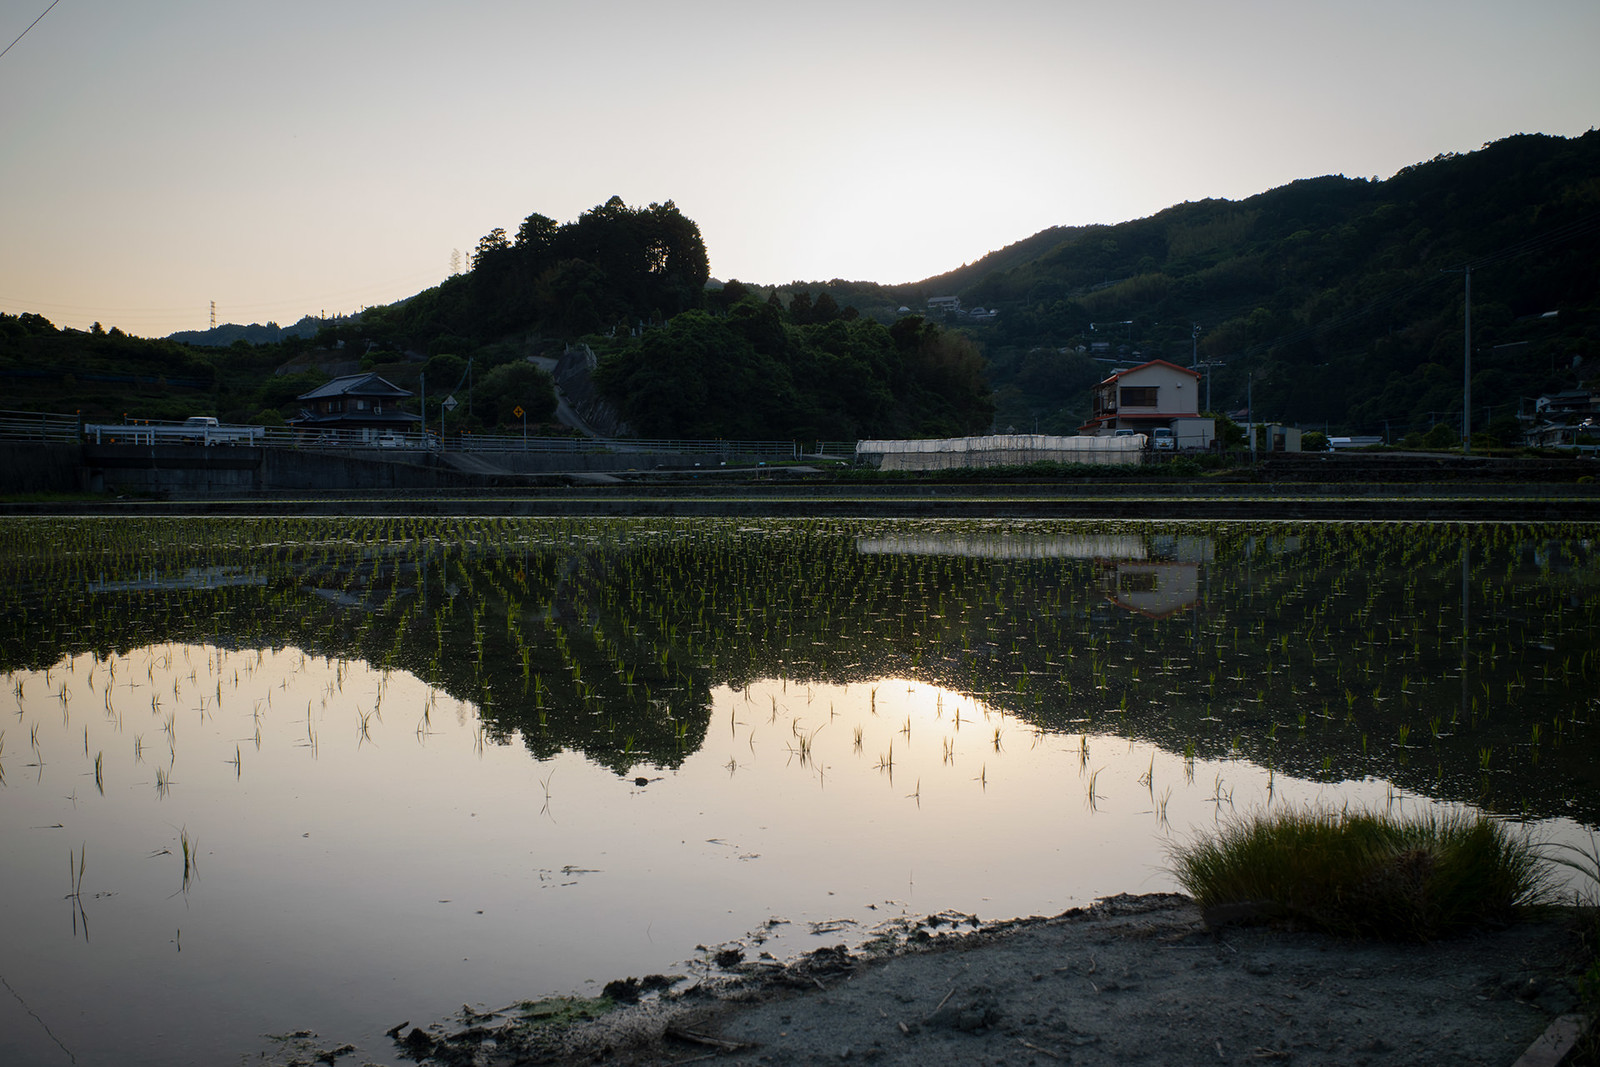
xmin=398 ymin=894 xmax=1590 ymax=1067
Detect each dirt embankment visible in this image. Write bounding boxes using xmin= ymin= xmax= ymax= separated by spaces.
xmin=395 ymin=895 xmax=1591 ymax=1067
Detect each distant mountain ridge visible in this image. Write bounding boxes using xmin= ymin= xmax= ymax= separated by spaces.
xmin=168 ymin=314 xmax=352 ymax=347
xmin=908 ymin=225 xmax=1082 ymax=297
xmin=87 ymin=129 xmax=1600 ymax=439
xmin=828 ymin=132 xmax=1600 ymax=436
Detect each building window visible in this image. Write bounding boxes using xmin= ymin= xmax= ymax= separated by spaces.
xmin=1120 ymin=386 xmax=1158 ymax=407
xmin=1119 ymin=569 xmax=1159 ymax=594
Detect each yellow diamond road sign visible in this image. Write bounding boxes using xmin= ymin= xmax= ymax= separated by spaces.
xmin=513 ymin=405 xmax=524 ymax=418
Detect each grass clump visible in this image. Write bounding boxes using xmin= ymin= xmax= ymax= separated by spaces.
xmin=1169 ymin=808 xmax=1548 ymax=940
xmin=1546 ymin=835 xmax=1600 ymax=1064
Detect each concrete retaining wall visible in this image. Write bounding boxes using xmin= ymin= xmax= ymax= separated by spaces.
xmin=469 ymin=448 xmax=767 ymax=473
xmin=0 ymin=442 xmax=82 ymax=494
xmin=78 ymin=444 xmax=482 ymax=497
xmin=13 ymin=437 xmax=791 ymax=499
xmin=84 ymin=444 xmax=262 ymax=495
xmin=262 ymin=449 xmax=474 ymax=492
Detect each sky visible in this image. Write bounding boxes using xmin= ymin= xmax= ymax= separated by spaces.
xmin=1 ymin=0 xmax=1595 ymax=339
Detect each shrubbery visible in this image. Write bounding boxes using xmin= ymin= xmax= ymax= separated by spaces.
xmin=1169 ymin=809 xmax=1548 ymax=940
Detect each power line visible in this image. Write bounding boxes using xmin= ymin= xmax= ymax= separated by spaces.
xmin=1466 ymin=211 xmax=1600 ymax=270
xmin=1232 ymin=209 xmax=1600 ymax=365
xmin=0 ymin=265 xmax=448 ymax=334
xmin=0 ymin=0 xmax=62 ymax=63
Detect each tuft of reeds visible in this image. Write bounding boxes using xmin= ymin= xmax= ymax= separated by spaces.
xmin=1544 ymin=833 xmax=1599 ymax=904
xmin=1542 ymin=834 xmax=1600 ymax=1061
xmin=1168 ymin=808 xmax=1549 ymax=940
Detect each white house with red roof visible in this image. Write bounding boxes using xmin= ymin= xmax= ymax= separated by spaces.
xmin=1078 ymin=359 xmax=1203 ymax=437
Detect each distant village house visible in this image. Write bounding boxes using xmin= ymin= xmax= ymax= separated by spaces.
xmin=1079 ymin=359 xmax=1200 ymax=436
xmin=1521 ymin=388 xmax=1598 ymax=448
xmin=926 ymin=296 xmax=998 ymax=323
xmin=289 ymin=373 xmax=422 ymax=440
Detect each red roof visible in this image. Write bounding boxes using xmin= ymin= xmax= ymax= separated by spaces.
xmin=1097 ymin=358 xmax=1202 ymax=387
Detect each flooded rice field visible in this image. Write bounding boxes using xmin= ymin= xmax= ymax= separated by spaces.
xmin=1 ymin=517 xmax=1596 ymax=1065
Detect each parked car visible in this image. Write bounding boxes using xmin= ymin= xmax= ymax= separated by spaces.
xmin=1113 ymin=428 xmax=1149 ymax=449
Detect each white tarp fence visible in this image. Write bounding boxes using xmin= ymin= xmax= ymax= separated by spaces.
xmin=857 ymin=534 xmax=1151 ymax=560
xmin=856 ymin=433 xmax=1145 ymax=470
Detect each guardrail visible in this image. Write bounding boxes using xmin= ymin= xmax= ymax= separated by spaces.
xmin=0 ymin=411 xmax=864 ymax=462
xmin=52 ymin=417 xmax=847 ymax=461
xmin=811 ymin=441 xmax=858 ymax=458
xmin=86 ymin=421 xmax=265 ymax=446
xmin=451 ymin=434 xmax=803 ymax=458
xmin=0 ymin=410 xmax=81 ymax=443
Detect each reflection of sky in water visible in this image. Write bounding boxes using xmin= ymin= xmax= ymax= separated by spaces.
xmin=3 ymin=645 xmax=1591 ymax=1067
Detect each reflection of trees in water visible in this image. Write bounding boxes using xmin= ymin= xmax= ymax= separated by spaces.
xmin=1 ymin=518 xmax=1596 ymax=820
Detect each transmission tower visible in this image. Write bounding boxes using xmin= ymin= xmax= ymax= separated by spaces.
xmin=210 ymin=301 xmax=216 ymax=329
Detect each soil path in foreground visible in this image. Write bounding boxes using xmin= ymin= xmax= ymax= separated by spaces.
xmin=515 ymin=895 xmax=1585 ymax=1067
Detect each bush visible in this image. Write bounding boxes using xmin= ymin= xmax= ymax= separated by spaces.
xmin=1168 ymin=808 xmax=1548 ymax=940
xmin=1423 ymin=422 xmax=1459 ymax=449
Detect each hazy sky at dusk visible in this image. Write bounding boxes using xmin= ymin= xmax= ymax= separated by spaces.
xmin=1 ymin=0 xmax=1595 ymax=337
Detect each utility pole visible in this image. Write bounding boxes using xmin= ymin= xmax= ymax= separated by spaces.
xmin=1248 ymin=372 xmax=1255 ymax=463
xmin=1462 ymin=265 xmax=1472 ymax=454
xmin=1443 ymin=265 xmax=1473 ymax=454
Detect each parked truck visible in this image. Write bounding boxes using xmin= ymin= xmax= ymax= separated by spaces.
xmin=84 ymin=418 xmax=264 ymax=446
xmin=179 ymin=417 xmax=263 ymax=445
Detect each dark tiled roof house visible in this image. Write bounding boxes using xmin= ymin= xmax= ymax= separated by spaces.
xmin=289 ymin=373 xmax=422 ymax=437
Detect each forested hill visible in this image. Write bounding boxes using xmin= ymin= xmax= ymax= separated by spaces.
xmin=890 ymin=131 xmax=1600 ymax=436
xmin=354 ymin=196 xmax=996 ymax=440
xmin=2 ymin=133 xmax=1596 ymax=443
xmin=0 ymin=197 xmax=995 ymax=439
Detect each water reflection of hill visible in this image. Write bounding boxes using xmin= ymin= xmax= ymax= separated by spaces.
xmin=1 ymin=517 xmax=1596 ymax=823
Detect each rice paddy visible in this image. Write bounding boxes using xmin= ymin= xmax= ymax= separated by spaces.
xmin=0 ymin=516 xmax=1596 ymax=1065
